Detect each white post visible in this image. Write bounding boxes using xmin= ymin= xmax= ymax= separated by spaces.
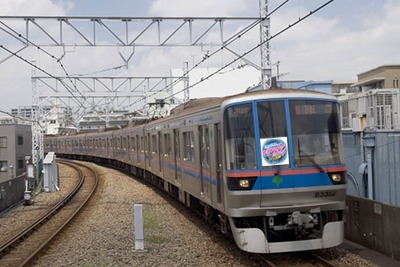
xmin=134 ymin=204 xmax=145 ymax=251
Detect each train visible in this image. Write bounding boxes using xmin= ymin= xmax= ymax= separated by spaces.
xmin=44 ymin=88 xmax=347 ymax=254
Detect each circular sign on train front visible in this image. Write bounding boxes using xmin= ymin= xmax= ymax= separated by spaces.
xmin=260 ymin=137 xmax=289 ymax=166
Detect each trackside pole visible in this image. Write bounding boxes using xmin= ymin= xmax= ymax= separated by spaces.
xmin=134 ymin=204 xmax=146 ymax=251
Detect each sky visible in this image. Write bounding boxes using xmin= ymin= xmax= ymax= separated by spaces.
xmin=0 ymin=0 xmax=399 ymax=114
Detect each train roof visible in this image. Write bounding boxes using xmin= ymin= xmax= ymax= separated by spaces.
xmin=145 ymin=88 xmax=335 ymax=125
xmin=47 ymin=88 xmax=337 ymax=136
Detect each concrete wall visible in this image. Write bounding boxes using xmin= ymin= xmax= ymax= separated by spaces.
xmin=346 ymin=195 xmax=400 ymax=261
xmin=344 ymin=130 xmax=400 ymax=260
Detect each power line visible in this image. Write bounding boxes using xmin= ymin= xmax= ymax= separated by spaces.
xmin=0 ymin=21 xmax=90 ymax=108
xmin=0 ymin=45 xmax=86 ymax=107
xmin=121 ymin=0 xmax=293 ymax=110
xmin=129 ymin=0 xmax=335 ymax=108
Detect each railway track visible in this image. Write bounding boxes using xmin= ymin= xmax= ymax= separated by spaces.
xmin=254 ymin=251 xmax=337 ymax=266
xmin=0 ymin=160 xmax=99 ymax=267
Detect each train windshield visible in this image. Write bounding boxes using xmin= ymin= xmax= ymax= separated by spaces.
xmin=224 ymin=103 xmax=257 ymax=170
xmin=290 ymin=100 xmax=343 ymax=167
xmin=224 ymin=99 xmax=343 ymax=171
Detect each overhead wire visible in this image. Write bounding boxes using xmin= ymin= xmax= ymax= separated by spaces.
xmin=0 ymin=20 xmax=89 ymax=108
xmin=0 ymin=0 xmax=333 ymax=115
xmin=126 ymin=0 xmax=334 ymax=109
xmin=121 ymin=0 xmax=292 ymax=110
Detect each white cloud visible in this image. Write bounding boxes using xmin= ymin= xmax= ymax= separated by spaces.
xmin=1 ymin=0 xmax=400 ymax=113
xmin=0 ymin=0 xmax=72 ymax=16
xmin=149 ymin=0 xmax=251 ymax=17
xmin=269 ymin=0 xmax=400 ymax=81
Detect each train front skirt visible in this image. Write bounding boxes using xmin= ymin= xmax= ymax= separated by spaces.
xmin=229 ymin=218 xmax=344 ymax=253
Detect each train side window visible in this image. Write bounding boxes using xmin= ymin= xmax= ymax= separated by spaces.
xmin=183 ymin=131 xmax=195 ymax=163
xmin=151 ymin=135 xmax=157 ymax=154
xmin=123 ymin=137 xmax=127 ymax=150
xmin=131 ymin=136 xmax=136 ymax=151
xmin=164 ymin=133 xmax=171 ymax=157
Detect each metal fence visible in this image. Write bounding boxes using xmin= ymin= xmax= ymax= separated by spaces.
xmin=343 ymin=130 xmax=400 ymax=206
xmin=0 ymin=176 xmax=25 ymax=213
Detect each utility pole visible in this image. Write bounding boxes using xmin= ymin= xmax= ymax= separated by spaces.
xmin=259 ymin=0 xmax=272 ymax=90
xmin=183 ymin=61 xmax=189 ymax=102
xmin=31 ymin=65 xmax=44 ymax=190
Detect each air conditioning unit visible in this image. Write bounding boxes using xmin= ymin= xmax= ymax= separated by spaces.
xmin=0 ymin=167 xmax=7 ymax=171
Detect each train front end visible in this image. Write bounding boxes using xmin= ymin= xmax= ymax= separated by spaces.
xmin=222 ymin=89 xmax=346 ymax=253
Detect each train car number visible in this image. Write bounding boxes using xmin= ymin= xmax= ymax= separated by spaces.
xmin=314 ymin=191 xmax=336 ymax=198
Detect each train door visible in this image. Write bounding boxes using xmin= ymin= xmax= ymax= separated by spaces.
xmin=199 ymin=125 xmax=211 ymax=201
xmin=136 ymin=134 xmax=140 ymax=165
xmin=158 ymin=131 xmax=162 ymax=173
xmin=215 ymin=123 xmax=223 ymax=204
xmin=173 ymin=129 xmax=181 ymax=185
xmin=147 ymin=133 xmax=151 ymax=170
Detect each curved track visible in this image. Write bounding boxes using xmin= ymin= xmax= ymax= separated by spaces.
xmin=0 ymin=160 xmax=99 ymax=267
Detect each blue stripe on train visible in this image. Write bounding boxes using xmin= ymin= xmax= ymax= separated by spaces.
xmin=253 ymin=172 xmax=333 ymax=190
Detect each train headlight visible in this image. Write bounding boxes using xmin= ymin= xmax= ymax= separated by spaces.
xmin=331 ymin=173 xmax=342 ymax=182
xmin=227 ymin=177 xmax=257 ymax=190
xmin=329 ymin=172 xmax=346 ymax=184
xmin=239 ymin=179 xmax=250 ymax=188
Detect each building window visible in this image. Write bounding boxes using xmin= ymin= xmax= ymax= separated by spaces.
xmin=0 ymin=137 xmax=7 ymax=148
xmin=17 ymin=136 xmax=23 ymax=145
xmin=0 ymin=161 xmax=7 ymax=171
xmin=18 ymin=159 xmax=24 ymax=169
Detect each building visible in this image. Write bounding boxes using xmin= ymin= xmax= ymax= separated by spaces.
xmin=11 ymin=106 xmax=52 ymax=124
xmin=339 ymin=65 xmax=400 ymax=131
xmin=78 ymin=109 xmax=129 ymax=132
xmin=338 ymin=64 xmax=400 ymax=207
xmin=0 ymin=124 xmax=32 ymax=183
xmin=351 ymin=65 xmax=400 ymax=92
xmin=45 ymin=106 xmax=75 ymax=135
xmin=11 ymin=105 xmax=75 ymax=135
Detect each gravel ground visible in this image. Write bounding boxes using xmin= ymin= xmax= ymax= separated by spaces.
xmin=32 ymin=162 xmax=254 ymax=267
xmin=0 ymin=162 xmax=386 ymax=267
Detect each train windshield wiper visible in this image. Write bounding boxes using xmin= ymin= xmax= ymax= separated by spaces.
xmin=301 ymin=154 xmax=325 ymax=173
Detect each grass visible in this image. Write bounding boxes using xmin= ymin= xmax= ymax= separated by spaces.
xmin=142 ymin=209 xmax=169 ymax=244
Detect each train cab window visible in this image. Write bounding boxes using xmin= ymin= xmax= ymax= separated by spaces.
xmin=224 ymin=103 xmax=257 ymax=170
xmin=289 ymin=100 xmax=343 ymax=167
xmin=183 ymin=131 xmax=195 ymax=163
xmin=257 ymin=100 xmax=289 ymax=169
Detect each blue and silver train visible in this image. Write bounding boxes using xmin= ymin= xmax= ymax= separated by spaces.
xmin=45 ymin=88 xmax=346 ymax=253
